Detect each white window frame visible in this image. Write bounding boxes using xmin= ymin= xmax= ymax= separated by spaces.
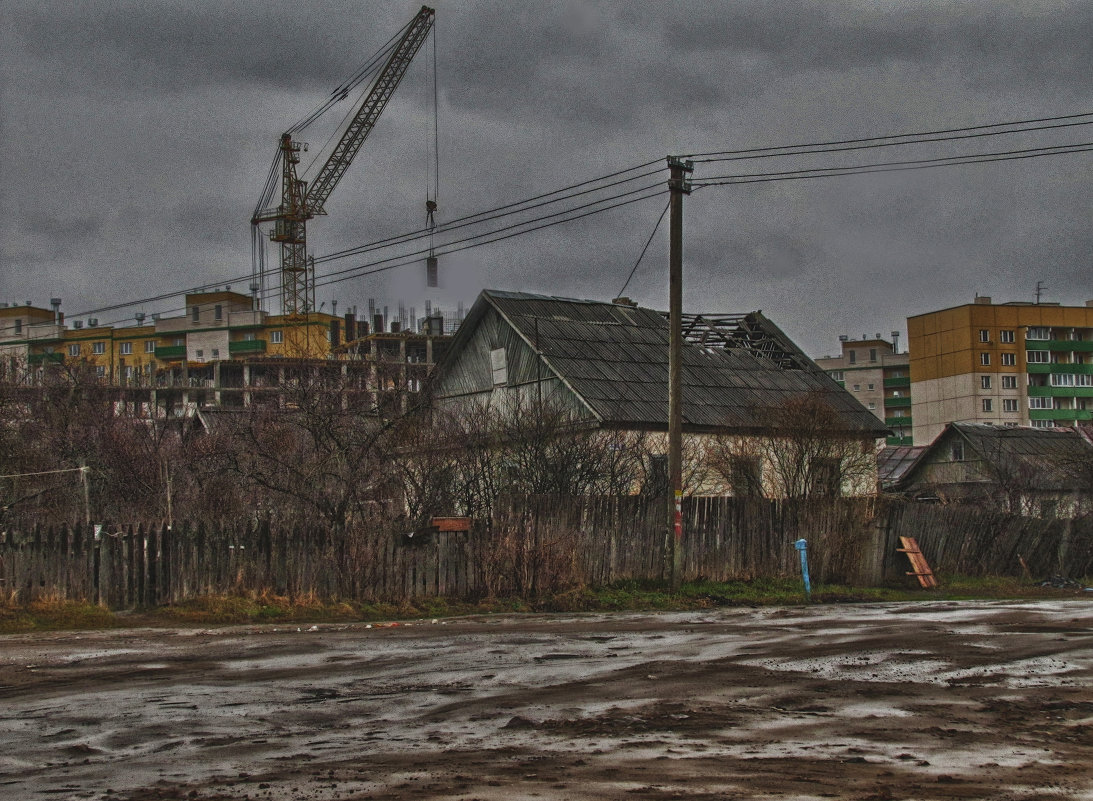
xmin=1001 ymin=375 xmax=1018 ymax=389
xmin=1003 ymin=398 xmax=1019 ymax=412
xmin=1027 ymin=350 xmax=1050 ymax=363
xmin=980 ymin=353 xmax=990 ymax=366
xmin=120 ymin=342 xmax=132 ymax=355
xmin=1000 ymin=352 xmax=1016 ymax=366
xmin=145 ymin=340 xmax=156 ymax=353
xmin=981 ymin=398 xmax=993 ymax=412
xmin=92 ymin=341 xmax=105 ymax=355
xmin=270 ymin=330 xmax=283 ymax=344
xmin=1026 ymin=327 xmax=1050 ymax=341
xmin=68 ymin=344 xmax=80 ymax=357
xmin=1000 ymin=330 xmax=1015 ymax=343
xmin=980 ymin=375 xmax=991 ymax=390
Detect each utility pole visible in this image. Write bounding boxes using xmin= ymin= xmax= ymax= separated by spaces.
xmin=667 ymin=156 xmax=692 ymax=591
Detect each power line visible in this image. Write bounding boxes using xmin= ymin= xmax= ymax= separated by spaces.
xmin=616 ymin=200 xmax=671 ymax=300
xmin=312 ymin=187 xmax=669 ymax=291
xmin=680 ymin=111 xmax=1093 ymax=159
xmin=691 ymin=142 xmax=1093 ymax=187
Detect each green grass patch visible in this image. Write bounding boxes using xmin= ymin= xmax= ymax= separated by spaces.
xmin=1 ymin=575 xmax=1087 ymax=633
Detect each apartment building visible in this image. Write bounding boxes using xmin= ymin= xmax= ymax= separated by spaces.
xmin=908 ymin=295 xmax=1093 ymax=444
xmin=814 ymin=334 xmax=911 ymax=445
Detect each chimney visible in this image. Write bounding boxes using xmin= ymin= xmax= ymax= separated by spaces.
xmin=50 ymin=298 xmax=62 ymax=325
xmin=891 ymin=331 xmax=900 ymax=353
xmin=344 ymin=312 xmax=356 ymax=341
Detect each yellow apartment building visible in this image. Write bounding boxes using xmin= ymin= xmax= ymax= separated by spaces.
xmin=908 ymin=295 xmax=1093 ymax=444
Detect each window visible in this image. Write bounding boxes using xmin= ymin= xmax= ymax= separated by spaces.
xmin=729 ymin=456 xmax=763 ymax=498
xmin=243 ymin=332 xmax=256 ymax=341
xmin=1032 ymin=419 xmax=1056 ymax=428
xmin=1029 ymin=397 xmax=1054 ymax=409
xmin=1002 ymin=375 xmax=1018 ymax=389
xmin=123 ymin=366 xmax=133 ymax=380
xmin=867 ymin=383 xmax=875 ymax=390
xmin=270 ymin=330 xmax=283 ymax=344
xmin=951 ymin=441 xmax=965 ymax=461
xmin=980 ymin=375 xmax=992 ymax=390
xmin=1027 ymin=326 xmax=1050 ymax=340
xmin=1003 ymin=399 xmax=1019 ymax=412
xmin=852 ymin=384 xmax=861 ymax=391
xmin=981 ymin=398 xmax=993 ymax=412
xmin=980 ymin=353 xmax=991 ymax=365
xmin=869 ymin=348 xmax=877 ymax=362
xmin=145 ymin=340 xmax=156 ymax=353
xmin=848 ymin=350 xmax=857 ymax=364
xmin=811 ymin=458 xmax=841 ymax=497
xmin=92 ymin=341 xmax=105 ymax=355
xmin=191 ymin=306 xmax=200 ymax=323
xmin=68 ymin=344 xmax=80 ymax=357
xmin=95 ymin=365 xmax=105 ymax=378
xmin=979 ymin=329 xmax=990 ymax=343
xmin=1051 ymin=373 xmax=1076 ymax=387
xmin=211 ymin=348 xmax=220 ymax=359
xmin=173 ymin=337 xmax=184 ymax=346
xmin=195 ymin=349 xmax=204 ymax=359
xmin=214 ymin=305 xmax=223 ymax=322
xmin=1000 ymin=352 xmax=1016 ymax=366
xmin=1027 ymin=350 xmax=1050 ymax=363
xmin=14 ymin=319 xmax=22 ymax=335
xmin=1000 ymin=330 xmax=1015 ymax=343
xmin=120 ymin=342 xmax=132 ymax=355
xmin=490 ymin=347 xmax=508 ymax=385
xmin=868 ymin=402 xmax=876 ymax=410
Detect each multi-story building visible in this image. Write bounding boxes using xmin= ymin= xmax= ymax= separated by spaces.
xmin=908 ymin=295 xmax=1093 ymax=444
xmin=1 ymin=291 xmax=453 ymax=417
xmin=815 ymin=334 xmax=912 ymax=445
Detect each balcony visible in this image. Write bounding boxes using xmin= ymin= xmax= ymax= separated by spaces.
xmin=154 ymin=345 xmax=187 ymax=360
xmin=229 ymin=339 xmax=267 ymax=355
xmin=1025 ymin=340 xmax=1093 ymax=353
xmin=883 ymin=376 xmax=910 ymax=388
xmin=884 ymin=396 xmax=912 ymax=408
xmin=1029 ymin=409 xmax=1093 ymax=422
xmin=886 ymin=435 xmax=913 ymax=446
xmin=28 ymin=351 xmax=64 ymax=366
xmin=885 ymin=415 xmax=913 ymax=427
xmin=1028 ymin=385 xmax=1093 ymax=398
xmin=1026 ymin=363 xmax=1093 ymax=375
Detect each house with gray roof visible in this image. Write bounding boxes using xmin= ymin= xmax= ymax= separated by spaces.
xmin=894 ymin=422 xmax=1093 ymax=517
xmin=428 ymin=290 xmax=888 ymax=496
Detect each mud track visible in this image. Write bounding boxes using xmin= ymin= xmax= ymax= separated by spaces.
xmin=1 ymin=600 xmax=1091 ymax=800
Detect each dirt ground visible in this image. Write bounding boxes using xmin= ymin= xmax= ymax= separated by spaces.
xmin=1 ymin=601 xmax=1091 ymax=801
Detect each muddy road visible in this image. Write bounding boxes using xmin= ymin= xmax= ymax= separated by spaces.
xmin=1 ymin=601 xmax=1091 ymax=800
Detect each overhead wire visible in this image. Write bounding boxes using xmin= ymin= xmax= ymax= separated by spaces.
xmin=616 ymin=200 xmax=671 ymax=300
xmin=680 ymin=111 xmax=1093 ymax=160
xmin=690 ymin=142 xmax=1093 ymax=188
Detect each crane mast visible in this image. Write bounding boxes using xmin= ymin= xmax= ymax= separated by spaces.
xmin=252 ymin=6 xmax=435 ymax=320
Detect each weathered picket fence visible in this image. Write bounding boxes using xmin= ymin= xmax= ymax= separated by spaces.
xmin=2 ymin=497 xmax=1090 ymax=608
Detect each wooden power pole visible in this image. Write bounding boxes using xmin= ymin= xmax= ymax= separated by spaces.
xmin=667 ymin=156 xmax=692 ymax=591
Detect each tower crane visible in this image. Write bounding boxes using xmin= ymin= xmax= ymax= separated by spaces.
xmin=251 ymin=6 xmax=435 ymax=334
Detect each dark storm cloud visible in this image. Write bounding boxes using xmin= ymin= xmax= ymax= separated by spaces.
xmin=1 ymin=0 xmax=1090 ymax=352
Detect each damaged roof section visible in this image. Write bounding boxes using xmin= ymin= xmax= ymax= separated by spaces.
xmin=432 ymin=290 xmax=888 ymax=437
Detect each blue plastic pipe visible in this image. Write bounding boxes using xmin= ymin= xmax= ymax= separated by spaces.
xmin=794 ymin=538 xmax=811 ymax=601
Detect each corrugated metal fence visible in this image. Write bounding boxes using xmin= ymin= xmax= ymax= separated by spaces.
xmin=2 ymin=497 xmax=1091 ymax=608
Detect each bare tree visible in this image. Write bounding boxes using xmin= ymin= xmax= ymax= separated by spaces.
xmin=709 ymin=392 xmax=878 ymax=499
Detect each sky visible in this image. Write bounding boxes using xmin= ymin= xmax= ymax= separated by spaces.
xmin=2 ymin=0 xmax=1091 ymax=357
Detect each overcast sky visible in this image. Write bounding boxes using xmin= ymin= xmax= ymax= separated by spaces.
xmin=2 ymin=0 xmax=1091 ymax=356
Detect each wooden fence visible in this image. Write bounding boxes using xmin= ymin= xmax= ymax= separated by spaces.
xmin=2 ymin=497 xmax=1091 ymax=608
